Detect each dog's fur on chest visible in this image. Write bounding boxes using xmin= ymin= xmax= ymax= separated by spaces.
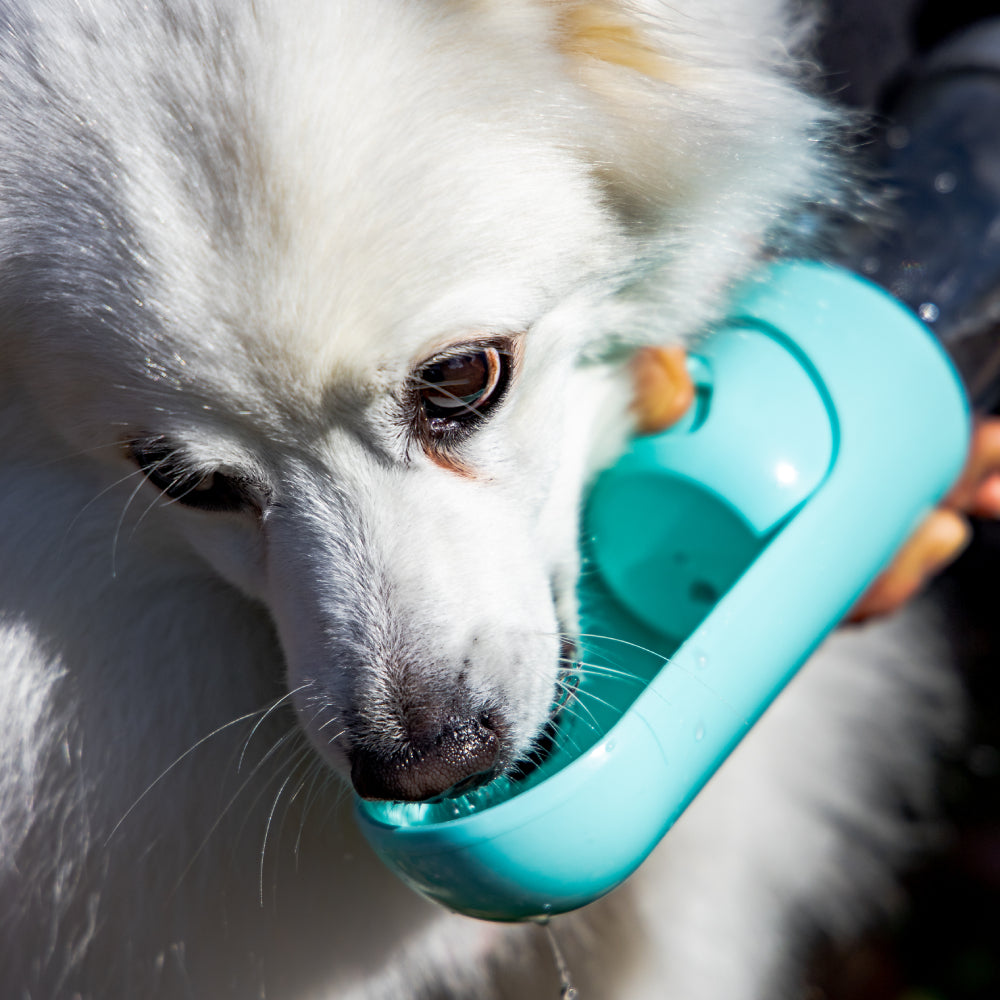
xmin=0 ymin=2 xmax=959 ymax=998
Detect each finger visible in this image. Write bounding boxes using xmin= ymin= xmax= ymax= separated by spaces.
xmin=631 ymin=346 xmax=695 ymax=435
xmin=970 ymin=471 xmax=1000 ymax=519
xmin=946 ymin=418 xmax=1000 ymax=512
xmin=847 ymin=508 xmax=971 ymax=623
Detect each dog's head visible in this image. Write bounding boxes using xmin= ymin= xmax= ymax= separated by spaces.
xmin=2 ymin=0 xmax=836 ymax=800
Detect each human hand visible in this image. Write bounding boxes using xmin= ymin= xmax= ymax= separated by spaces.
xmin=847 ymin=418 xmax=1000 ymax=621
xmin=631 ymin=347 xmax=1000 ymax=623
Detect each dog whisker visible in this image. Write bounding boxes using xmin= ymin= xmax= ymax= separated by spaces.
xmin=237 ymin=682 xmax=312 ymax=773
xmin=543 ymin=715 xmax=589 ymax=757
xmin=560 ymin=683 xmax=626 ymax=721
xmin=61 ymin=464 xmax=148 ymax=550
xmin=111 ymin=459 xmax=172 ymax=576
xmin=174 ymin=727 xmax=302 ymax=894
xmin=231 ymin=699 xmax=331 ymax=872
xmin=573 ymin=642 xmax=661 ymax=683
xmin=281 ymin=773 xmax=315 ymax=860
xmin=293 ymin=759 xmax=336 ymax=863
xmin=105 ymin=695 xmax=295 ymax=847
xmin=123 ymin=444 xmax=233 ymax=542
xmin=551 ymin=684 xmax=603 ymax=735
xmin=233 ymin=728 xmax=311 ymax=845
xmin=259 ymin=742 xmax=315 ymax=907
xmin=556 ymin=656 xmax=646 ymax=685
xmin=546 ymin=628 xmax=670 ymax=670
xmin=315 ymin=715 xmax=346 ymax=736
xmin=577 ymin=635 xmax=745 ymax=716
xmin=26 ymin=439 xmax=128 ymax=473
xmin=125 ymin=485 xmax=176 ymax=544
xmin=575 ymin=632 xmax=671 ymax=662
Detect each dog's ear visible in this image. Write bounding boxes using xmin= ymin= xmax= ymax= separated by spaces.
xmin=543 ymin=1 xmax=694 ymax=226
xmin=551 ymin=1 xmax=681 ymax=86
xmin=525 ymin=1 xmax=847 ymax=347
xmin=539 ymin=0 xmax=835 ymax=230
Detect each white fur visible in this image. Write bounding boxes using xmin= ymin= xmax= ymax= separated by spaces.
xmin=0 ymin=2 xmax=959 ymax=997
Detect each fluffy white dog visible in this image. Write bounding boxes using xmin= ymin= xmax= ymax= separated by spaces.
xmin=0 ymin=1 xmax=960 ymax=997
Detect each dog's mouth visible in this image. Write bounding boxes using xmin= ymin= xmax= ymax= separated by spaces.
xmin=418 ymin=659 xmax=581 ymax=801
xmin=348 ymin=707 xmax=505 ymax=802
xmin=415 ymin=646 xmax=584 ymax=812
xmin=343 ymin=639 xmax=582 ymax=810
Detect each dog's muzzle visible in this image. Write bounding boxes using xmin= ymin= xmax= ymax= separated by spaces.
xmin=350 ymin=711 xmax=501 ymax=801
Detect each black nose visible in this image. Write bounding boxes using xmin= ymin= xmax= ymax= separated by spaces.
xmin=350 ymin=713 xmax=501 ymax=801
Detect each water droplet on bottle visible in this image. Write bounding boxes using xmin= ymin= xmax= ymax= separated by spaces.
xmin=934 ymin=171 xmax=957 ymax=194
xmin=918 ymin=302 xmax=940 ymax=323
xmin=694 ymin=722 xmax=706 ymax=742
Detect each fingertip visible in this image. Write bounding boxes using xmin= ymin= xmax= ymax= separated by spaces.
xmin=971 ymin=472 xmax=1000 ymax=519
xmin=920 ymin=508 xmax=972 ymax=566
xmin=947 ymin=418 xmax=1000 ymax=509
xmin=631 ymin=345 xmax=695 ymax=434
xmin=846 ymin=510 xmax=971 ymax=624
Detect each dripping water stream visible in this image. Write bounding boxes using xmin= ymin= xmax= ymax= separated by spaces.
xmin=536 ymin=918 xmax=579 ymax=999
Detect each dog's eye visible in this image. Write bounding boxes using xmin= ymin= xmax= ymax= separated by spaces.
xmin=128 ymin=438 xmax=262 ymax=513
xmin=415 ymin=346 xmax=510 ymax=424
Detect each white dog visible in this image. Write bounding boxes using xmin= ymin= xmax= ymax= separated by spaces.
xmin=0 ymin=1 xmax=961 ymax=997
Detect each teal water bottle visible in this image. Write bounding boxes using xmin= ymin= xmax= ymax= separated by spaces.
xmin=355 ymin=261 xmax=970 ymax=922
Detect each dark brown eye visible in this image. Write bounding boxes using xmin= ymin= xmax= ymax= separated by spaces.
xmin=128 ymin=437 xmax=264 ymax=513
xmin=415 ymin=346 xmax=509 ymax=423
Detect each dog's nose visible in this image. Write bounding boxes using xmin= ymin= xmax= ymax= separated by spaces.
xmin=350 ymin=713 xmax=501 ymax=801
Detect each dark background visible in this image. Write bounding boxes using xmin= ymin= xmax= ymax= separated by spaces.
xmin=815 ymin=3 xmax=1000 ymax=996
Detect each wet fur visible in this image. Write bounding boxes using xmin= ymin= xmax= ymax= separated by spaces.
xmin=0 ymin=1 xmax=959 ymax=997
